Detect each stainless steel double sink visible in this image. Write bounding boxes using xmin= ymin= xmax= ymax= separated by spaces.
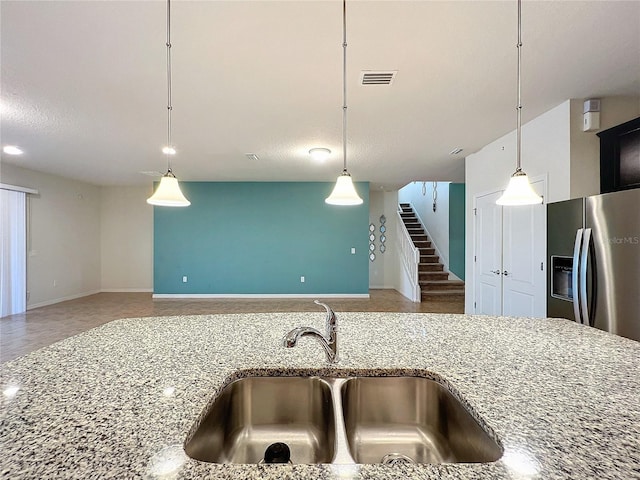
xmin=184 ymin=375 xmax=503 ymax=465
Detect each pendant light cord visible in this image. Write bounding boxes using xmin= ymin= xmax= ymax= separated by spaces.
xmin=495 ymin=0 xmax=542 ymax=206
xmin=515 ymin=0 xmax=522 ymax=173
xmin=342 ymin=0 xmax=348 ymax=174
xmin=166 ymin=0 xmax=173 ymax=173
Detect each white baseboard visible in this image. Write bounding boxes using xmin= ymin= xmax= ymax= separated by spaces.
xmin=152 ymin=293 xmax=371 ymax=299
xmin=25 ymin=291 xmax=371 ymax=308
xmin=27 ymin=289 xmax=101 ymax=310
xmin=101 ymin=288 xmax=153 ymax=293
xmin=368 ymin=285 xmax=396 ymax=289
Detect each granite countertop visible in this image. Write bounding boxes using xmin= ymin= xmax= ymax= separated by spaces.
xmin=1 ymin=312 xmax=639 ymax=479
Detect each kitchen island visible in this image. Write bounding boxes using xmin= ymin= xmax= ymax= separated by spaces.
xmin=1 ymin=312 xmax=639 ymax=479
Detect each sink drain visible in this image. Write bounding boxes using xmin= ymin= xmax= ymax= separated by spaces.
xmin=259 ymin=442 xmax=293 ymax=464
xmin=381 ymin=453 xmax=416 ymax=466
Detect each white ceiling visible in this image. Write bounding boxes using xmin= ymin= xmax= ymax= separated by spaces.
xmin=1 ymin=1 xmax=639 ymax=190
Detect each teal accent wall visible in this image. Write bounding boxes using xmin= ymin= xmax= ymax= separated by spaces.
xmin=449 ymin=183 xmax=465 ymax=280
xmin=153 ymin=182 xmax=369 ymax=294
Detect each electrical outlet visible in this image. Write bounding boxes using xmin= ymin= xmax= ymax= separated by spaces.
xmin=182 ymin=276 xmax=188 ymax=283
xmin=351 ymin=247 xmax=356 ymax=254
xmin=300 ymin=276 xmax=305 ymax=283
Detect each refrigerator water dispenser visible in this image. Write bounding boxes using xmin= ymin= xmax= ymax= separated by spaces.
xmin=551 ymin=256 xmax=573 ymax=302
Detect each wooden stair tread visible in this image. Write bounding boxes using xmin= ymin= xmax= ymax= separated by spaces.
xmin=419 ymin=264 xmax=444 ymax=271
xmin=419 ymin=273 xmax=449 ymax=279
xmin=422 ymin=289 xmax=465 ymax=294
xmin=421 ymin=291 xmax=465 ymax=302
xmin=420 ymin=282 xmax=465 ymax=291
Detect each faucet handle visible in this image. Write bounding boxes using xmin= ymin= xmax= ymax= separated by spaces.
xmin=314 ymin=300 xmax=337 ymax=338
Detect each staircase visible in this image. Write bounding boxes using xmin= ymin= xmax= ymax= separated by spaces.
xmin=399 ymin=203 xmax=465 ymax=302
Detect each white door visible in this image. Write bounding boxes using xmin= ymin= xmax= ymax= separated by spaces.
xmin=502 ymin=180 xmax=546 ymax=317
xmin=474 ymin=191 xmax=503 ymax=315
xmin=473 ymin=179 xmax=547 ymax=318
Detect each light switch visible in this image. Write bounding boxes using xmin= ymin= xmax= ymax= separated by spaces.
xmin=300 ymin=276 xmax=305 ymax=283
xmin=351 ymin=247 xmax=356 ymax=254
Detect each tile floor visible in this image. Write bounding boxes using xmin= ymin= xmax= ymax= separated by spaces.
xmin=0 ymin=289 xmax=464 ymax=363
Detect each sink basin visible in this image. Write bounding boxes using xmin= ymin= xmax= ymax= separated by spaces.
xmin=185 ymin=374 xmax=502 ymax=465
xmin=341 ymin=376 xmax=503 ymax=464
xmin=184 ymin=376 xmax=336 ymax=464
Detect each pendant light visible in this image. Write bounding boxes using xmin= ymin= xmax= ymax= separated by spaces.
xmin=496 ymin=0 xmax=543 ymax=206
xmin=325 ymin=0 xmax=363 ymax=206
xmin=147 ymin=0 xmax=190 ymax=207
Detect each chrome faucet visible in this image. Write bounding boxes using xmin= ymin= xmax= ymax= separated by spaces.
xmin=283 ymin=300 xmax=338 ymax=363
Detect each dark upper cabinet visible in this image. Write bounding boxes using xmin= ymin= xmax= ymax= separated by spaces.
xmin=598 ymin=116 xmax=640 ymax=193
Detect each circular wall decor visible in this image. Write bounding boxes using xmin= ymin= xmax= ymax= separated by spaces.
xmin=369 ymin=223 xmax=376 ymax=261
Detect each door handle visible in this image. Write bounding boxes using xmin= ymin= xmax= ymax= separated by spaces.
xmin=572 ymin=229 xmax=584 ymax=324
xmin=580 ymin=228 xmax=592 ymax=327
xmin=502 ymin=270 xmax=510 ymax=276
xmin=490 ymin=270 xmax=501 ymax=275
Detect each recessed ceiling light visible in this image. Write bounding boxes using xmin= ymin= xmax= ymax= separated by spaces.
xmin=309 ymin=148 xmax=331 ymax=162
xmin=449 ymin=148 xmax=463 ymax=155
xmin=3 ymin=145 xmax=23 ymax=155
xmin=162 ymin=146 xmax=176 ymax=155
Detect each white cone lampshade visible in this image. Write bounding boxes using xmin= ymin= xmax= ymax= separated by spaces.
xmin=325 ymin=172 xmax=363 ymax=205
xmin=147 ymin=173 xmax=191 ymax=207
xmin=496 ymin=169 xmax=543 ymax=206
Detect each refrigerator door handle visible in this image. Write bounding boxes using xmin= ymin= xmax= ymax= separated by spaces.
xmin=572 ymin=229 xmax=584 ymax=324
xmin=579 ymin=228 xmax=592 ymax=327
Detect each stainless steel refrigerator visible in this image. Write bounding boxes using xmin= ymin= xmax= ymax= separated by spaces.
xmin=547 ymin=189 xmax=640 ymax=342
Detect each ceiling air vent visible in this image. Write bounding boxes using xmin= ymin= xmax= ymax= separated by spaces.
xmin=245 ymin=153 xmax=260 ymax=161
xmin=360 ymin=70 xmax=397 ymax=86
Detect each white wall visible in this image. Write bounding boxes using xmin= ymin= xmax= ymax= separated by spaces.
xmin=569 ymin=96 xmax=640 ymax=198
xmin=398 ymin=181 xmax=451 ymax=270
xmin=369 ymin=189 xmax=399 ymax=289
xmin=100 ymin=186 xmax=154 ymax=291
xmin=0 ymin=163 xmax=102 ymax=308
xmin=0 ymin=164 xmax=156 ymax=307
xmin=464 ymin=101 xmax=572 ymax=313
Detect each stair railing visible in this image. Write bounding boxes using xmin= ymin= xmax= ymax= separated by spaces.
xmin=396 ymin=207 xmax=421 ymax=302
